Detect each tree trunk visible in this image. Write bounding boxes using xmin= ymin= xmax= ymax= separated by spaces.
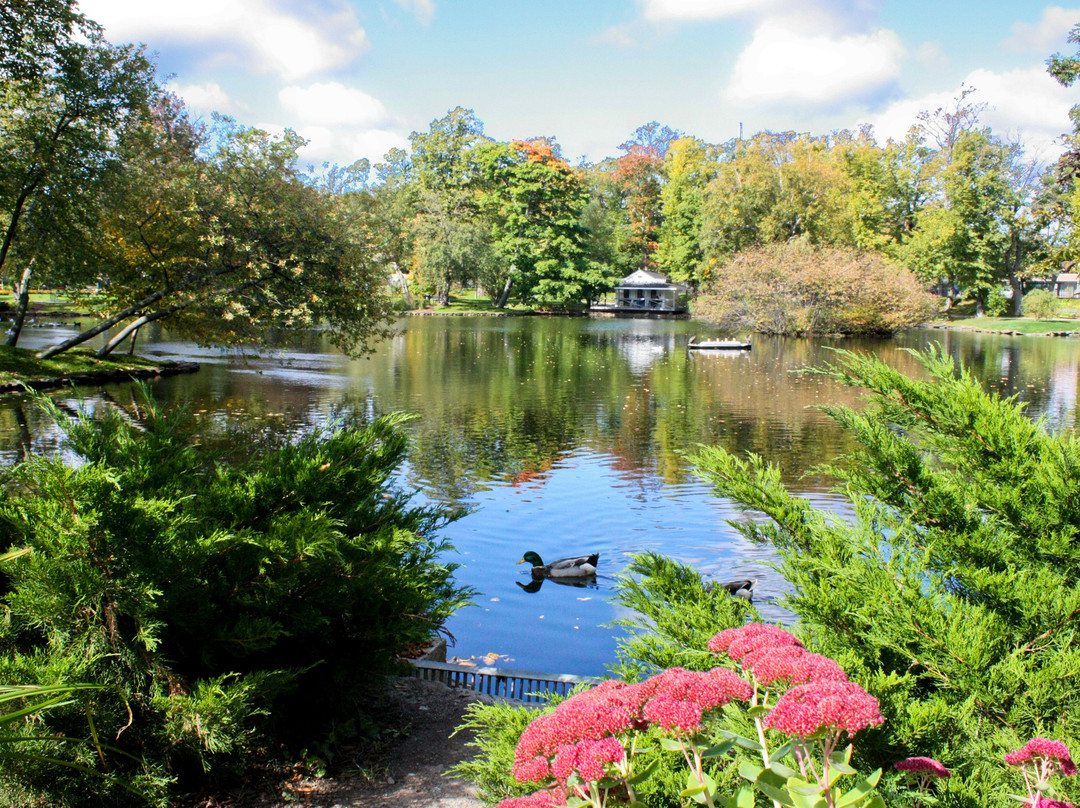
xmin=13 ymin=399 xmax=32 ymax=463
xmin=36 ymin=266 xmax=234 ymax=359
xmin=98 ymin=280 xmax=253 ymax=357
xmin=1008 ymin=233 xmax=1024 ymax=317
xmin=6 ymin=265 xmax=34 ymax=347
xmin=496 ymin=274 xmax=513 ymax=308
xmin=97 ymin=306 xmax=177 ymax=357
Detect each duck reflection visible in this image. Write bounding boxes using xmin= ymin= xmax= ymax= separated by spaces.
xmin=516 ymin=576 xmax=600 ymax=594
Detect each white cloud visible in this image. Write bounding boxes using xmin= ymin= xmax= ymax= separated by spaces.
xmin=724 ymin=22 xmax=903 ymax=105
xmin=593 ymin=24 xmax=639 ymax=48
xmin=293 ymin=126 xmax=409 ymax=168
xmin=78 ymin=0 xmax=368 ymax=80
xmin=863 ymin=67 xmax=1073 ymax=160
xmin=171 ymin=81 xmax=239 ymax=117
xmin=1005 ymin=6 xmax=1080 ymax=53
xmin=640 ymin=0 xmax=775 ymax=20
xmin=395 ymin=0 xmax=436 ymax=24
xmin=279 ymin=82 xmax=389 ymax=128
xmin=914 ymin=41 xmax=949 ymax=71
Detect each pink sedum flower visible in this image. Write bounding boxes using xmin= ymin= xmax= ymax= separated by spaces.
xmin=514 ymin=684 xmax=641 ymax=764
xmin=1006 ymin=738 xmax=1077 ymax=776
xmin=763 ymin=680 xmax=883 ymax=738
xmin=551 ymin=737 xmax=625 ymax=783
xmin=894 ymin=756 xmax=951 ymax=778
xmin=513 ymin=679 xmax=655 ymax=777
xmin=495 ymin=786 xmax=568 ymax=808
xmin=646 ymin=666 xmax=754 ymax=710
xmin=643 ymin=697 xmax=703 ymax=734
xmin=742 ymin=646 xmax=848 ymax=688
xmin=708 ymin=623 xmax=803 ymax=661
xmin=740 ymin=643 xmax=805 ymax=670
xmin=1024 ymin=799 xmax=1076 ymax=808
xmin=512 ymin=753 xmax=551 ymax=784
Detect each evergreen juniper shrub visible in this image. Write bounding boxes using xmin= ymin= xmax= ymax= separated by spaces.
xmin=0 ymin=390 xmax=473 ymax=806
xmin=456 ymin=347 xmax=1079 ymax=808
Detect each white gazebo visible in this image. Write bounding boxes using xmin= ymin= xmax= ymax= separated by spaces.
xmin=605 ymin=269 xmax=687 ymax=313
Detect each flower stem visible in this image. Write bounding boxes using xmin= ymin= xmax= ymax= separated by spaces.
xmin=753 ymin=683 xmax=783 ymax=808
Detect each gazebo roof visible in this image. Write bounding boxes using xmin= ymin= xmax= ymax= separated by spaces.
xmin=618 ymin=269 xmax=680 ymax=289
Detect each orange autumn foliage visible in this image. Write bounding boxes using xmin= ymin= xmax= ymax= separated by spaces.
xmin=696 ymin=242 xmax=940 ymax=335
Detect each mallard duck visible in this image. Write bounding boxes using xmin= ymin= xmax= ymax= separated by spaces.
xmin=707 ymin=578 xmax=757 ymax=602
xmin=517 ymin=551 xmax=599 ymax=580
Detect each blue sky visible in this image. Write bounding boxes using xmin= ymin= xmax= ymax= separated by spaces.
xmin=77 ymin=0 xmax=1080 ymax=170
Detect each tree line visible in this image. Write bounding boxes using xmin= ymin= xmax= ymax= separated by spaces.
xmin=5 ymin=3 xmax=1080 ymax=355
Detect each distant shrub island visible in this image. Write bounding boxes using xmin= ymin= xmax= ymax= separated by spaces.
xmin=694 ymin=242 xmax=940 ymax=336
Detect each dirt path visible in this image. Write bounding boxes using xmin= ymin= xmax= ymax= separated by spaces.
xmin=201 ymin=678 xmax=491 ymax=808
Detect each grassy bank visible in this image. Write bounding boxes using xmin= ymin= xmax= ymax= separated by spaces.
xmin=412 ymin=295 xmax=587 ymax=314
xmin=0 ymin=346 xmax=166 ymax=386
xmin=935 ymin=316 xmax=1080 ymax=334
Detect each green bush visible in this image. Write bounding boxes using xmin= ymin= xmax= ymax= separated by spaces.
xmin=694 ymin=242 xmax=939 ymax=335
xmin=984 ymin=286 xmax=1009 ymax=316
xmin=452 ymin=559 xmax=761 ymax=807
xmin=1023 ymin=288 xmax=1059 ymax=319
xmin=687 ymin=346 xmax=1080 ymax=806
xmin=0 ymin=392 xmax=472 ymax=806
xmin=453 ymin=348 xmax=1080 ymax=808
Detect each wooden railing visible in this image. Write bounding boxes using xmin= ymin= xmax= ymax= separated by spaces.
xmin=412 ymin=659 xmax=602 ymax=703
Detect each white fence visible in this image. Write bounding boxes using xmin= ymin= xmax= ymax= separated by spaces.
xmin=411 ymin=659 xmax=602 ymax=703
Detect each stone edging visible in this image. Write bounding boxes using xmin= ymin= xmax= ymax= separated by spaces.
xmin=0 ymin=361 xmax=201 ymax=394
xmin=923 ymin=323 xmax=1080 ymax=337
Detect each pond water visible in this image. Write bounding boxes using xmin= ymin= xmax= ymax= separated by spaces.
xmin=5 ymin=317 xmax=1080 ymax=676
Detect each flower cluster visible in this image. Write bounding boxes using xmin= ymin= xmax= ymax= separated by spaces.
xmin=513 ymin=679 xmax=650 ymax=782
xmin=648 ymin=667 xmax=755 ymax=713
xmin=1006 ymin=738 xmax=1078 ymax=777
xmin=894 ymin=756 xmax=950 ymax=779
xmin=551 ymin=737 xmax=625 ymax=782
xmin=708 ymin=623 xmax=803 ymax=661
xmin=496 ymin=786 xmax=568 ymax=808
xmin=709 ymin=623 xmax=849 ymax=688
xmin=763 ymin=680 xmax=883 ymax=739
xmin=1005 ymin=738 xmax=1077 ymax=808
xmin=501 ymin=624 xmax=894 ymax=808
xmin=511 ymin=667 xmax=754 ymax=785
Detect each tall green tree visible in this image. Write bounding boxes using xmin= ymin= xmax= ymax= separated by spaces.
xmin=408 ymin=107 xmax=492 ymax=302
xmin=0 ymin=0 xmax=84 ymax=81
xmin=475 ymin=139 xmax=596 ymax=307
xmin=899 ymin=125 xmax=1026 ymax=314
xmin=700 ymin=132 xmax=846 ymax=263
xmin=0 ymin=31 xmax=157 ymax=345
xmin=41 ymin=107 xmax=393 ymax=358
xmin=369 ymin=147 xmax=418 ymax=305
xmin=656 ymin=136 xmax=721 ymax=284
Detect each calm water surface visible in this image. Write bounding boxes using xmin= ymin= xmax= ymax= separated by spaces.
xmin=5 ymin=317 xmax=1080 ymax=676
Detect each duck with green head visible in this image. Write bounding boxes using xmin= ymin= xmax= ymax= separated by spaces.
xmin=517 ymin=551 xmax=599 ymax=580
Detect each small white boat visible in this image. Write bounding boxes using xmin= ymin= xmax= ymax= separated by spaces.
xmin=688 ymin=336 xmax=752 ymax=351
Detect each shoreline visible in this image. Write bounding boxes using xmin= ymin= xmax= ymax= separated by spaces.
xmin=922 ymin=322 xmax=1080 ymax=337
xmin=0 ymin=360 xmax=201 ymax=394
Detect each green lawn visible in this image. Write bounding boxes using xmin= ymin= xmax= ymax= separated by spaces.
xmin=0 ymin=346 xmax=164 ymax=385
xmin=422 ymin=295 xmax=576 ymax=313
xmin=945 ymin=317 xmax=1080 ymax=333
